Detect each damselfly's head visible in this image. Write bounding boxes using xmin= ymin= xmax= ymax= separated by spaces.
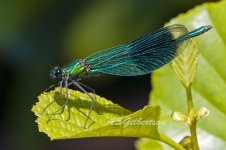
xmin=50 ymin=66 xmax=64 ymax=81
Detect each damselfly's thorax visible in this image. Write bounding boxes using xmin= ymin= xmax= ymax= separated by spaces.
xmin=50 ymin=60 xmax=92 ymax=82
xmin=79 ymin=59 xmax=91 ymax=72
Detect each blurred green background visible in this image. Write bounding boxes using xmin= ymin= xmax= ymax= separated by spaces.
xmin=0 ymin=0 xmax=217 ymax=150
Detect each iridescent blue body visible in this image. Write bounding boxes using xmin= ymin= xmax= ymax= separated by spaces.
xmin=64 ymin=24 xmax=211 ymax=78
xmin=45 ymin=24 xmax=212 ymax=128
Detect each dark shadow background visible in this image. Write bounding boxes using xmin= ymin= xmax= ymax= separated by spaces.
xmin=0 ymin=0 xmax=216 ymax=150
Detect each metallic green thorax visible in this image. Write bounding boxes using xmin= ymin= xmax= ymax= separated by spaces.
xmin=65 ymin=61 xmax=86 ymax=77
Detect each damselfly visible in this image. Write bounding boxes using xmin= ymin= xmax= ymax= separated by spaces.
xmin=43 ymin=24 xmax=212 ymax=128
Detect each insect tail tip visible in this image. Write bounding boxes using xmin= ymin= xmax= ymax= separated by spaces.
xmin=207 ymin=25 xmax=213 ymax=30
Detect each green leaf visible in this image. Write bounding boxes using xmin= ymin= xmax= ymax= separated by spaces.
xmin=137 ymin=0 xmax=226 ymax=149
xmin=171 ymin=39 xmax=199 ymax=87
xmin=32 ymin=88 xmax=160 ymax=140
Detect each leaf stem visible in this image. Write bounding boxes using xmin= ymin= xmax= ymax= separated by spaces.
xmin=156 ymin=134 xmax=184 ymax=150
xmin=186 ymin=84 xmax=199 ymax=150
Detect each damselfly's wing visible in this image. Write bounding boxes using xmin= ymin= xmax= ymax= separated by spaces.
xmin=84 ymin=24 xmax=188 ymax=76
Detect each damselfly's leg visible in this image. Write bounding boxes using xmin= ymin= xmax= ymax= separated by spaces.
xmin=44 ymin=83 xmax=58 ymax=92
xmin=41 ymin=81 xmax=63 ymax=115
xmin=72 ymin=81 xmax=95 ymax=128
xmin=47 ymin=78 xmax=69 ymax=123
xmin=76 ymin=81 xmax=100 ymax=115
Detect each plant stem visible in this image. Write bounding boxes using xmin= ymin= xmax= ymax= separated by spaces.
xmin=186 ymin=84 xmax=199 ymax=150
xmin=157 ymin=134 xmax=184 ymax=150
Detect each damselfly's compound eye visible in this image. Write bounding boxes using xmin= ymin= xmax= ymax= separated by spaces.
xmin=54 ymin=69 xmax=61 ymax=76
xmin=50 ymin=66 xmax=62 ymax=80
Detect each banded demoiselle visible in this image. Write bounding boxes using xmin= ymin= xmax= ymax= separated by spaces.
xmin=43 ymin=24 xmax=212 ymax=128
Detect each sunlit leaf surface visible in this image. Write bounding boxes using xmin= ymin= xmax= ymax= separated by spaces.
xmin=32 ymin=88 xmax=160 ymax=140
